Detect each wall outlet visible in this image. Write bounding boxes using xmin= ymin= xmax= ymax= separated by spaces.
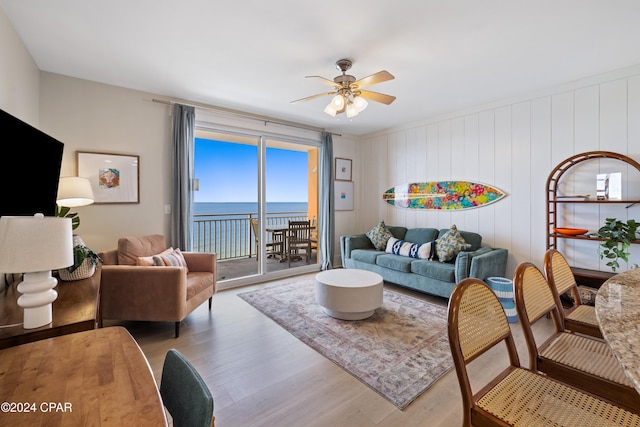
xmin=164 ymin=204 xmax=171 ymax=215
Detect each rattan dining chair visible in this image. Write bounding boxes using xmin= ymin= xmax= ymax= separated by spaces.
xmin=448 ymin=278 xmax=640 ymax=426
xmin=543 ymin=248 xmax=603 ymax=339
xmin=161 ymin=349 xmax=215 ymax=427
xmin=513 ymin=262 xmax=640 ymax=413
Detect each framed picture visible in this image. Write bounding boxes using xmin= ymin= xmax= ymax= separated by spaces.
xmin=335 ymin=157 xmax=352 ymax=181
xmin=77 ymin=151 xmax=140 ymax=204
xmin=335 ymin=181 xmax=354 ymax=211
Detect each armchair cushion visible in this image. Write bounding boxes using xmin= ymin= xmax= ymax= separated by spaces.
xmin=137 ymin=247 xmax=174 ymax=266
xmin=117 ymin=234 xmax=167 ymax=265
xmin=153 ymin=248 xmax=189 ymax=272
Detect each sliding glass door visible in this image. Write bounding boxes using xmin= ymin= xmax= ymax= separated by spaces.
xmin=193 ymin=128 xmax=319 ymax=283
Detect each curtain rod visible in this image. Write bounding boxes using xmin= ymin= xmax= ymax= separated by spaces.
xmin=151 ymin=98 xmax=341 ymax=137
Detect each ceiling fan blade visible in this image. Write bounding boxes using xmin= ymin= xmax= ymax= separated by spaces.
xmin=290 ymin=92 xmax=335 ymax=104
xmin=357 ymin=90 xmax=396 ymax=105
xmin=352 ymin=70 xmax=394 ymax=89
xmin=305 ymin=75 xmax=339 ymax=88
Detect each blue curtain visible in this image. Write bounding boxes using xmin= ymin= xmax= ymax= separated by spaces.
xmin=319 ymin=131 xmax=334 ymax=270
xmin=171 ymin=104 xmax=195 ymax=250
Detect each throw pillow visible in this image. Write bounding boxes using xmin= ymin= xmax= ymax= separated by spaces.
xmin=153 ymin=248 xmax=189 ymax=272
xmin=365 ymin=220 xmax=393 ymax=250
xmin=386 ymin=237 xmax=436 ymax=260
xmin=137 ymin=247 xmax=174 ymax=266
xmin=436 ymin=224 xmax=471 ymax=262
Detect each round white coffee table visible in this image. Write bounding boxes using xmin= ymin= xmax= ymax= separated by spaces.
xmin=315 ymin=269 xmax=384 ymax=320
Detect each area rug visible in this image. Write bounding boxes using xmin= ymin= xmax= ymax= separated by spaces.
xmin=237 ymin=279 xmax=454 ymax=410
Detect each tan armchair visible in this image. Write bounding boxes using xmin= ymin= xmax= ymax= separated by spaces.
xmin=98 ymin=235 xmax=216 ymax=338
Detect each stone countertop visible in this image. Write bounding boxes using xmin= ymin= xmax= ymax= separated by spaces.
xmin=595 ymin=268 xmax=640 ymax=394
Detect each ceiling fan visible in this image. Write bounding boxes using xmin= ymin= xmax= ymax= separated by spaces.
xmin=292 ymin=59 xmax=396 ymax=118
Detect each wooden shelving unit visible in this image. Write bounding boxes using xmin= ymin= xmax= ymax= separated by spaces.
xmin=546 ymin=151 xmax=640 ymax=288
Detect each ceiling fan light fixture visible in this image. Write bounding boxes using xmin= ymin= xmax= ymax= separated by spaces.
xmin=346 ymin=102 xmax=359 ymax=118
xmin=324 ymin=102 xmax=338 ymax=117
xmin=353 ymin=95 xmax=368 ymax=113
xmin=330 ymin=94 xmax=345 ymax=110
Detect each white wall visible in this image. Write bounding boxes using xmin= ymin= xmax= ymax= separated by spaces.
xmin=38 ymin=73 xmax=174 ymax=252
xmin=0 ymin=7 xmax=39 ymax=124
xmin=357 ymin=67 xmax=640 ymax=277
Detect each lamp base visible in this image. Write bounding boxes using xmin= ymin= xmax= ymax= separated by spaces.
xmin=16 ymin=271 xmax=59 ymax=329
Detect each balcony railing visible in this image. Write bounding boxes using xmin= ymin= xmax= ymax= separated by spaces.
xmin=192 ymin=211 xmax=309 ymax=260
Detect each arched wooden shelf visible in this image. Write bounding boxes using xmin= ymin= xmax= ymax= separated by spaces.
xmin=546 ymin=151 xmax=640 ymax=286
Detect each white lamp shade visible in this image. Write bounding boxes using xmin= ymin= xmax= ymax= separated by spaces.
xmin=0 ymin=214 xmax=73 ymax=273
xmin=353 ymin=96 xmax=368 ymax=112
xmin=346 ymin=102 xmax=360 ymax=118
xmin=324 ymin=103 xmax=338 ymax=117
xmin=330 ymin=94 xmax=345 ymax=110
xmin=57 ymin=177 xmax=94 ymax=207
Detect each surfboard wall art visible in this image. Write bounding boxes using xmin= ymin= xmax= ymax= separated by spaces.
xmin=382 ymin=181 xmax=506 ymax=210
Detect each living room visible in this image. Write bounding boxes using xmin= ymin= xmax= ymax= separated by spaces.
xmin=2 ymin=2 xmax=640 ymax=425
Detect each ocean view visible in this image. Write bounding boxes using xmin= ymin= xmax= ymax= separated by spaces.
xmin=192 ymin=202 xmax=309 ymax=259
xmin=194 ymin=202 xmax=308 ymax=217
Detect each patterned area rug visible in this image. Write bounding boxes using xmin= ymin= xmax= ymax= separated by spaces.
xmin=237 ymin=279 xmax=453 ymax=410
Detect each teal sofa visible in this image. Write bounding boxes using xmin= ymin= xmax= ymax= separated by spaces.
xmin=340 ymin=226 xmax=508 ymax=299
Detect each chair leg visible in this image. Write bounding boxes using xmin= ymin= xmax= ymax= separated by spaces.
xmin=209 ymin=297 xmax=212 ymax=310
xmin=175 ymin=322 xmax=180 ymax=338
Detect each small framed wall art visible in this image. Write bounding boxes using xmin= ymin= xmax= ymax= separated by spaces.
xmin=335 ymin=180 xmax=354 ymax=211
xmin=335 ymin=157 xmax=352 ymax=181
xmin=77 ymin=151 xmax=140 ymax=204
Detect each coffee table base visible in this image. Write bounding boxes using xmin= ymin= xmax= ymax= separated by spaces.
xmin=315 ymin=269 xmax=384 ymax=321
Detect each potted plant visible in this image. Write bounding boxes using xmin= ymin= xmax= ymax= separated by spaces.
xmin=597 ymin=217 xmax=639 ymax=272
xmin=55 ymin=204 xmax=102 ymax=280
xmin=59 ymin=244 xmax=102 ymax=281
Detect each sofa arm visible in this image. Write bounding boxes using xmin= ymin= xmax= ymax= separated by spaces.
xmin=100 ymin=265 xmax=188 ymax=322
xmin=183 ymin=252 xmax=216 ymax=273
xmin=455 ymin=247 xmax=508 ymax=282
xmin=340 ymin=234 xmax=374 ymax=260
xmin=469 ymin=248 xmax=508 ymax=281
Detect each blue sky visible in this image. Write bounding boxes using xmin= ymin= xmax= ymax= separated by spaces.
xmin=194 ymin=138 xmax=308 ymax=203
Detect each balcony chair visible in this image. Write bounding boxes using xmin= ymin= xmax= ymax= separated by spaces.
xmin=161 ymin=349 xmax=215 ymax=427
xmin=310 ymin=215 xmax=318 ymax=252
xmin=287 ymin=220 xmax=312 ymax=267
xmin=99 ymin=235 xmax=216 ymax=338
xmin=543 ymin=248 xmax=603 ymax=339
xmin=513 ymin=261 xmax=640 ymax=413
xmin=447 ymin=278 xmax=640 ymax=426
xmin=250 ymin=218 xmax=284 ymax=261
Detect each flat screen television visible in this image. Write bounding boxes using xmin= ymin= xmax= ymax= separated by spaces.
xmin=0 ymin=108 xmax=64 ymax=217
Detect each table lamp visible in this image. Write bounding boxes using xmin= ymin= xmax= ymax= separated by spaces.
xmin=56 ymin=176 xmax=94 ymax=207
xmin=0 ymin=214 xmax=73 ymax=329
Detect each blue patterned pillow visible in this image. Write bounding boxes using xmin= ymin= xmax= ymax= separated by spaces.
xmin=435 ymin=225 xmax=471 ymax=262
xmin=386 ymin=237 xmax=436 ymax=259
xmin=365 ymin=220 xmax=393 ymax=250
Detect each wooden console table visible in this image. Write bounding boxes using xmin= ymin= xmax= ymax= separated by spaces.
xmin=571 ymin=267 xmax=615 ymax=289
xmin=0 ymin=326 xmax=167 ymax=426
xmin=0 ymin=270 xmax=100 ymax=349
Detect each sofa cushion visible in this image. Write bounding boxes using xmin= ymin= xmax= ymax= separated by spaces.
xmin=376 ymin=254 xmax=413 ymax=273
xmin=435 ymin=225 xmax=472 ymax=262
xmin=186 ymin=272 xmax=214 ymax=300
xmin=365 ymin=220 xmax=394 ymax=250
xmin=350 ymin=249 xmax=382 ymax=264
xmin=438 ymin=228 xmax=482 ymax=251
xmin=118 ymin=234 xmax=167 ymax=266
xmin=137 ymin=247 xmax=174 ymax=266
xmin=386 ymin=226 xmax=408 ymax=240
xmin=404 ymin=228 xmax=439 ymax=244
xmin=385 ymin=237 xmax=436 ymax=260
xmin=411 ymin=259 xmax=456 ymax=282
xmin=153 ymin=249 xmax=189 ymax=272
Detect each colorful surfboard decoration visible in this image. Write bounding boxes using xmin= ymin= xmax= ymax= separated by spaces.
xmin=382 ymin=181 xmax=506 ymax=210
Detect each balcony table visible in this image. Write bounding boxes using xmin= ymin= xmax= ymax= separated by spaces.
xmin=0 ymin=326 xmax=167 ymax=426
xmin=595 ymin=268 xmax=640 ymax=394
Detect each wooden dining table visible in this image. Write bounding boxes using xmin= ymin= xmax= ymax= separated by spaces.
xmin=595 ymin=267 xmax=640 ymax=395
xmin=0 ymin=326 xmax=167 ymax=426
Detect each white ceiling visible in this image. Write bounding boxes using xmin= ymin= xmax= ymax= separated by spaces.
xmin=2 ymin=1 xmax=640 ymax=136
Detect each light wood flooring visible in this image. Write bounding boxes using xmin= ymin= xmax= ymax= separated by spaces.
xmin=105 ymin=273 xmax=556 ymax=427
